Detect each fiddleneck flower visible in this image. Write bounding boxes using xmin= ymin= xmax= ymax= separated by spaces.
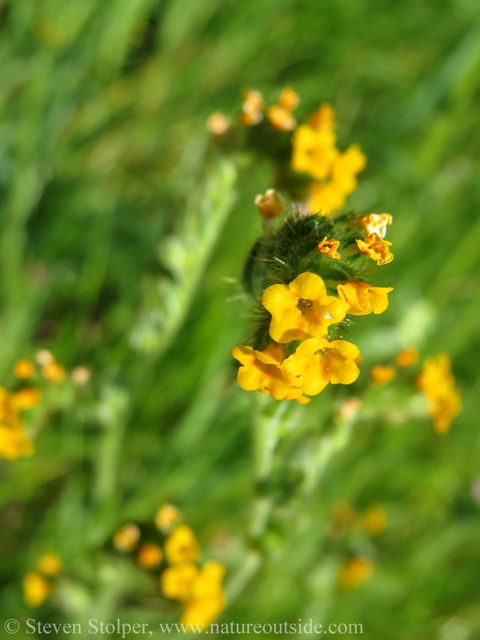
xmin=337 ymin=281 xmax=393 ymax=316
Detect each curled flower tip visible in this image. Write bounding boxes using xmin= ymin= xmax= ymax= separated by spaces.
xmin=240 ymin=88 xmax=264 ymax=126
xmin=254 ymin=189 xmax=286 ymax=220
xmin=262 ymin=272 xmax=347 ymax=343
xmin=279 ymin=87 xmax=299 ymax=110
xmin=318 ymin=237 xmax=341 ymax=260
xmin=14 ymin=359 xmax=35 ymax=379
xmin=113 ymin=523 xmax=141 ymax=552
xmin=267 ymin=105 xmax=296 ymax=131
xmin=337 ymin=281 xmax=393 ymax=316
xmin=356 ymin=233 xmax=394 ymax=266
xmin=395 ymin=347 xmax=418 ymax=367
xmin=309 ymin=103 xmax=335 ymax=132
xmin=359 ymin=213 xmax=392 ymax=238
xmin=206 ymin=111 xmax=230 ymax=137
xmin=371 ymin=365 xmax=396 ymax=385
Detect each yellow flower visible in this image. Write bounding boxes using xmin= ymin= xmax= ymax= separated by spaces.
xmin=240 ymin=89 xmax=264 ymax=126
xmin=14 ymin=359 xmax=35 ymax=379
xmin=279 ymin=87 xmax=299 ymax=111
xmin=417 ymin=354 xmax=461 ymax=434
xmin=161 ymin=563 xmax=199 ymax=601
xmin=318 ymin=237 xmax=341 ymax=260
xmin=0 ymin=425 xmax=34 ymax=460
xmin=113 ymin=523 xmax=140 ymax=552
xmin=356 ymin=233 xmax=394 ymax=266
xmin=330 ymin=145 xmax=367 ymax=195
xmin=338 ymin=557 xmax=374 ymax=591
xmin=36 ymin=349 xmax=54 ymax=366
xmin=395 ymin=348 xmax=419 ymax=367
xmin=254 ymin=189 xmax=286 ymax=220
xmin=267 ymin=105 xmax=296 ymax=131
xmin=359 ymin=213 xmax=392 ymax=239
xmin=262 ymin=273 xmax=347 ymax=343
xmin=337 ymin=281 xmax=393 ymax=316
xmin=181 ymin=593 xmax=226 ymax=626
xmin=362 ymin=506 xmax=387 ymax=536
xmin=23 ymin=572 xmax=51 ymax=607
xmin=37 ymin=553 xmax=62 ymax=576
xmin=190 ymin=562 xmax=225 ymax=600
xmin=291 ymin=124 xmax=338 ymax=181
xmin=231 ymin=344 xmax=299 ymax=400
xmin=206 ymin=112 xmax=230 ymax=137
xmin=309 ymin=103 xmax=335 ymax=132
xmin=308 ymin=182 xmax=345 ymax=215
xmin=155 ymin=504 xmax=180 ymax=532
xmin=165 ymin=525 xmax=200 ymax=565
xmin=371 ymin=365 xmax=396 ymax=385
xmin=41 ymin=361 xmax=65 ymax=383
xmin=13 ymin=387 xmax=42 ymax=410
xmin=284 ymin=338 xmax=360 ymax=396
xmin=138 ymin=543 xmax=163 ymax=569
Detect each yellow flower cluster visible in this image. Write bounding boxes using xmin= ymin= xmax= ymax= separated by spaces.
xmin=23 ymin=553 xmax=62 ymax=608
xmin=370 ymin=347 xmax=419 ymax=385
xmin=0 ymin=385 xmax=39 ymax=460
xmin=161 ymin=526 xmax=226 ymax=626
xmin=417 ymin=354 xmax=462 ymax=434
xmin=232 ymin=272 xmax=393 ymax=402
xmin=291 ymin=104 xmax=366 ymax=215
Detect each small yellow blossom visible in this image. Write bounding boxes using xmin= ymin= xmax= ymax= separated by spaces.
xmin=71 ymin=366 xmax=91 ymax=385
xmin=240 ymin=89 xmax=264 ymax=126
xmin=190 ymin=561 xmax=226 ymax=600
xmin=338 ymin=557 xmax=374 ymax=591
xmin=262 ymin=272 xmax=347 ymax=343
xmin=155 ymin=504 xmax=180 ymax=532
xmin=181 ymin=593 xmax=226 ymax=626
xmin=330 ymin=145 xmax=367 ymax=195
xmin=0 ymin=425 xmax=34 ymax=460
xmin=254 ymin=189 xmax=286 ymax=219
xmin=113 ymin=523 xmax=140 ymax=552
xmin=37 ymin=553 xmax=62 ymax=576
xmin=337 ymin=281 xmax=393 ymax=316
xmin=138 ymin=543 xmax=163 ymax=569
xmin=161 ymin=563 xmax=199 ymax=601
xmin=279 ymin=87 xmax=299 ymax=111
xmin=308 ymin=182 xmax=346 ymax=216
xmin=13 ymin=387 xmax=42 ymax=410
xmin=206 ymin=112 xmax=230 ymax=137
xmin=266 ymin=105 xmax=296 ymax=131
xmin=371 ymin=365 xmax=396 ymax=385
xmin=309 ymin=103 xmax=335 ymax=132
xmin=41 ymin=362 xmax=65 ymax=384
xmin=165 ymin=525 xmax=200 ymax=565
xmin=359 ymin=213 xmax=392 ymax=238
xmin=417 ymin=354 xmax=461 ymax=434
xmin=231 ymin=344 xmax=299 ymax=400
xmin=395 ymin=348 xmax=419 ymax=367
xmin=284 ymin=338 xmax=360 ymax=396
xmin=318 ymin=237 xmax=341 ymax=260
xmin=362 ymin=506 xmax=387 ymax=536
xmin=291 ymin=125 xmax=338 ymax=181
xmin=356 ymin=233 xmax=394 ymax=266
xmin=23 ymin=572 xmax=51 ymax=607
xmin=14 ymin=359 xmax=35 ymax=379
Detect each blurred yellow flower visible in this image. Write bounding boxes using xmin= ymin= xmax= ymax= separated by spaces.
xmin=181 ymin=593 xmax=226 ymax=626
xmin=337 ymin=281 xmax=393 ymax=316
xmin=71 ymin=366 xmax=91 ymax=385
xmin=254 ymin=189 xmax=286 ymax=219
xmin=36 ymin=350 xmax=54 ymax=366
xmin=206 ymin=112 xmax=230 ymax=137
xmin=356 ymin=233 xmax=394 ymax=266
xmin=41 ymin=362 xmax=65 ymax=384
xmin=291 ymin=124 xmax=338 ymax=181
xmin=359 ymin=213 xmax=392 ymax=238
xmin=155 ymin=504 xmax=180 ymax=532
xmin=0 ymin=425 xmax=34 ymax=460
xmin=417 ymin=354 xmax=461 ymax=434
xmin=309 ymin=103 xmax=335 ymax=131
xmin=318 ymin=237 xmax=341 ymax=260
xmin=362 ymin=506 xmax=387 ymax=536
xmin=23 ymin=572 xmax=51 ymax=607
xmin=308 ymin=182 xmax=345 ymax=215
xmin=165 ymin=525 xmax=200 ymax=565
xmin=371 ymin=365 xmax=396 ymax=385
xmin=138 ymin=543 xmax=163 ymax=569
xmin=190 ymin=561 xmax=225 ymax=600
xmin=113 ymin=523 xmax=140 ymax=552
xmin=161 ymin=563 xmax=199 ymax=601
xmin=37 ymin=553 xmax=62 ymax=576
xmin=262 ymin=272 xmax=347 ymax=343
xmin=395 ymin=347 xmax=419 ymax=367
xmin=267 ymin=105 xmax=296 ymax=131
xmin=284 ymin=338 xmax=360 ymax=396
xmin=240 ymin=89 xmax=264 ymax=126
xmin=14 ymin=359 xmax=35 ymax=379
xmin=279 ymin=87 xmax=300 ymax=111
xmin=231 ymin=344 xmax=299 ymax=400
xmin=13 ymin=387 xmax=42 ymax=410
xmin=330 ymin=145 xmax=367 ymax=195
xmin=338 ymin=557 xmax=374 ymax=591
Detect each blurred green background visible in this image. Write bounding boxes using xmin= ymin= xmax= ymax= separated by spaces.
xmin=1 ymin=0 xmax=480 ymax=638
